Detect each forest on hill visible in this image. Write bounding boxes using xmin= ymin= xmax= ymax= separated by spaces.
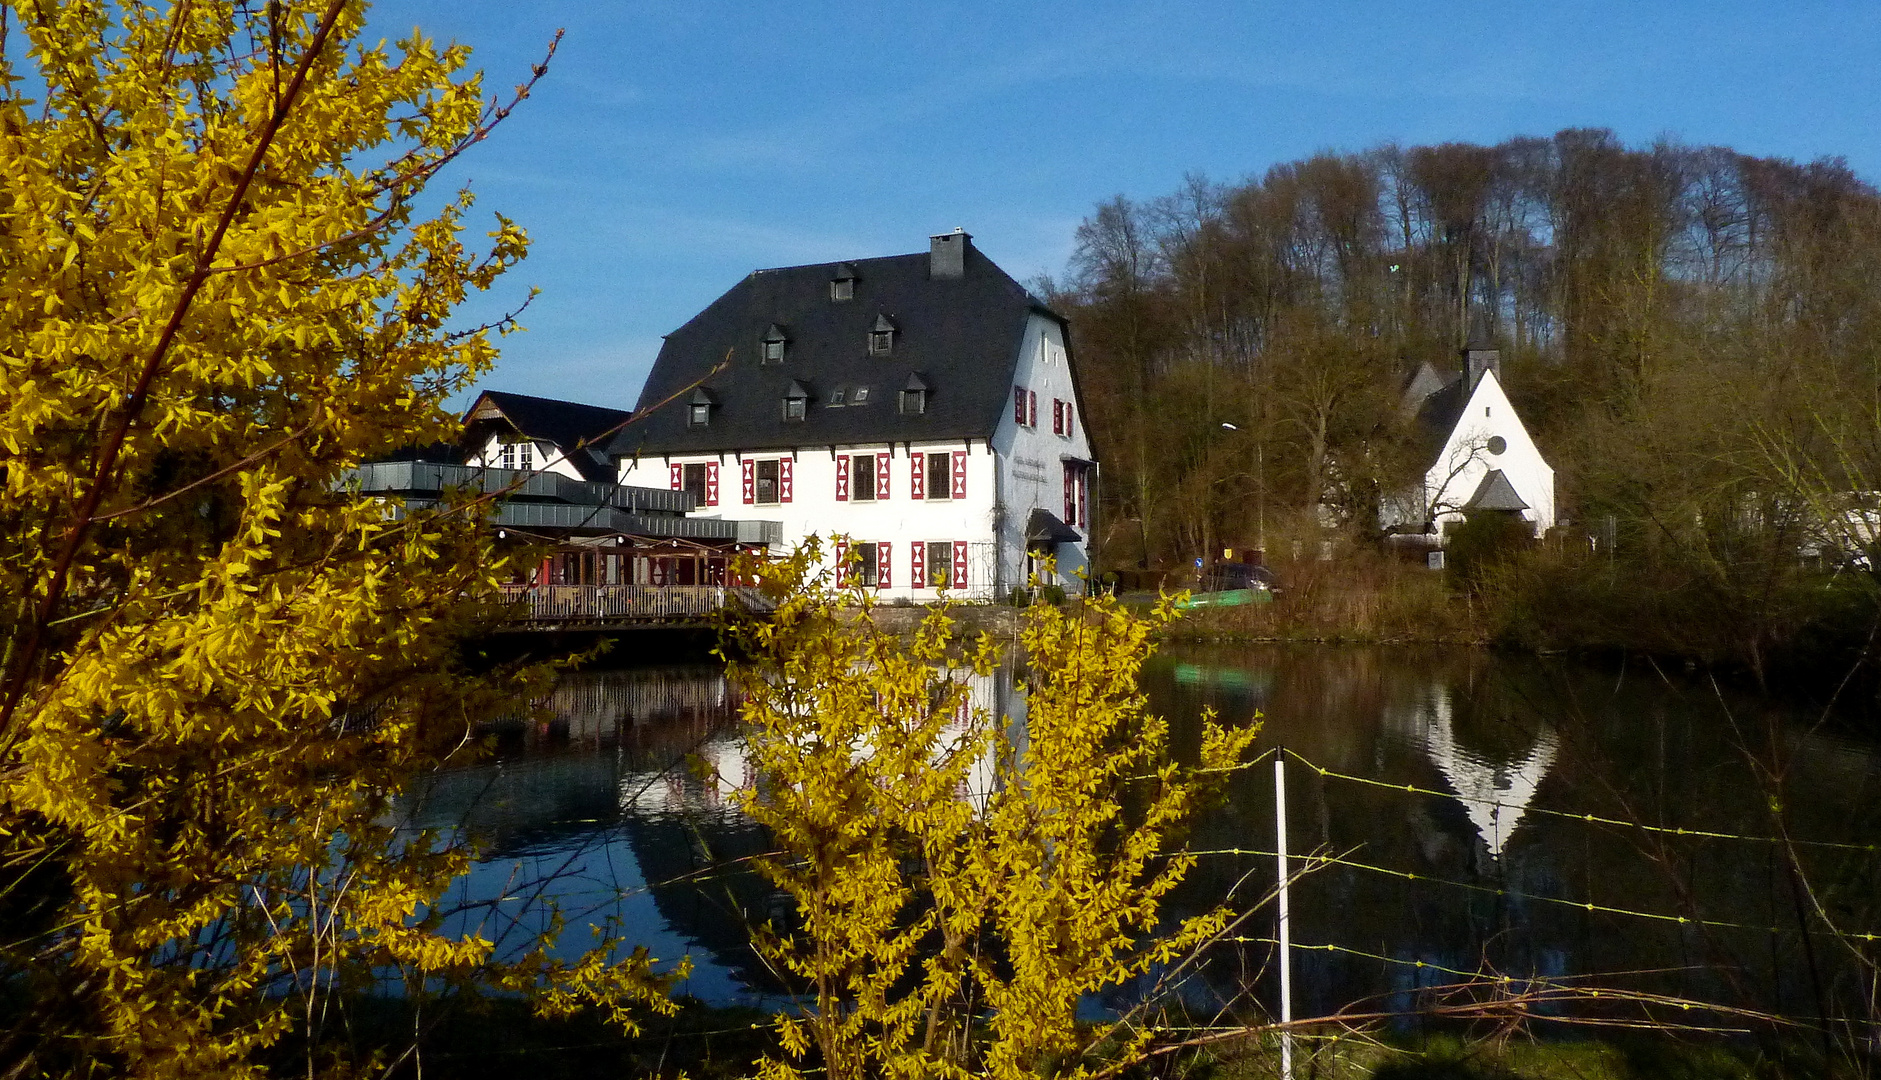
xmin=1051 ymin=128 xmax=1881 ymax=688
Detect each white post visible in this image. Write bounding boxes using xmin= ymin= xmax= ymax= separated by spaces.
xmin=1274 ymin=753 xmax=1294 ymax=1080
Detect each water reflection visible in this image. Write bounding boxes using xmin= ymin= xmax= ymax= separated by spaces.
xmin=1387 ymin=682 xmax=1559 ymax=863
xmin=409 ymin=647 xmax=1881 ymax=1031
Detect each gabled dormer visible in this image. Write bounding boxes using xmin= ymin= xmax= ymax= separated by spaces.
xmin=900 ymin=372 xmax=928 ymax=416
xmin=830 ymin=263 xmax=858 ymax=302
xmin=783 ymin=379 xmax=812 ymax=422
xmin=869 ymin=313 xmax=897 ymax=357
xmin=761 ymin=323 xmax=789 ymax=364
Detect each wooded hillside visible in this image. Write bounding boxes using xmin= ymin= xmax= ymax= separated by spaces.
xmin=1054 ymin=128 xmax=1881 ymax=573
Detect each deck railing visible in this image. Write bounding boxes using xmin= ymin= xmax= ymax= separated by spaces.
xmin=497 ymin=583 xmax=769 ymax=624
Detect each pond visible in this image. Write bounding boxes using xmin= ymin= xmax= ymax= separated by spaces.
xmin=401 ymin=646 xmax=1881 ymax=1028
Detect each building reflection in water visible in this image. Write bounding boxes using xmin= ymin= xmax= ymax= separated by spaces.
xmin=1387 ymin=682 xmax=1559 ymax=863
xmin=408 ymin=647 xmax=1880 ymax=1024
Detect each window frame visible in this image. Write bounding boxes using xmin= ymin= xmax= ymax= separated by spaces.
xmin=754 ymin=459 xmax=781 ymax=505
xmin=925 ymin=452 xmax=951 ymax=501
xmin=682 ymin=462 xmax=708 ymax=506
xmin=784 ymin=395 xmax=807 ymax=421
xmin=854 ymin=542 xmax=879 ymax=587
xmin=926 ymin=540 xmax=952 ymax=588
xmin=688 ymin=402 xmax=710 ymax=427
xmin=869 ymin=329 xmax=894 ymax=356
xmin=831 ymin=278 xmax=854 ymax=301
xmin=900 ymin=388 xmax=925 ymax=415
xmin=852 ymin=453 xmax=876 ymax=501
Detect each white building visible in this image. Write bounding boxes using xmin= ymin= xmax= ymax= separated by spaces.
xmin=612 ymin=231 xmax=1097 ymax=600
xmin=1382 ymin=340 xmax=1555 ymax=538
xmin=461 ymin=389 xmax=630 ymax=483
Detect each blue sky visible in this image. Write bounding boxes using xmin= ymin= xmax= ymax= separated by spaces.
xmin=365 ymin=1 xmax=1881 ymax=411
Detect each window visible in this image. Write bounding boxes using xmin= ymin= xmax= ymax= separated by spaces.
xmin=761 ymin=323 xmax=788 ymax=364
xmin=831 ymin=278 xmax=853 ymax=301
xmin=784 ymin=396 xmax=807 ymax=421
xmin=927 ymin=541 xmax=952 ymax=588
xmin=854 ymin=543 xmax=879 ymax=587
xmin=926 ymin=452 xmax=950 ymax=500
xmin=755 ymin=459 xmax=780 ymax=504
xmin=829 ymin=388 xmax=847 ymax=406
xmin=852 ymin=386 xmax=870 ymax=404
xmin=689 ymin=403 xmax=710 ymax=427
xmin=1486 ymin=435 xmax=1507 ymax=455
xmin=1014 ymin=386 xmax=1027 ymax=424
xmin=682 ymin=463 xmax=707 ymax=505
xmin=900 ymin=388 xmax=925 ymax=415
xmin=853 ymin=454 xmax=876 ymax=501
xmin=498 ymin=441 xmax=515 ymax=470
xmin=869 ymin=314 xmax=896 ymax=356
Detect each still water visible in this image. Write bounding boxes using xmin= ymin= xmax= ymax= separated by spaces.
xmin=402 ymin=647 xmax=1881 ymax=1025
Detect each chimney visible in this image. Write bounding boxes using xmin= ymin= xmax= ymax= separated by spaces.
xmin=929 ymin=228 xmax=971 ymax=279
xmin=1462 ymin=336 xmax=1500 ymax=390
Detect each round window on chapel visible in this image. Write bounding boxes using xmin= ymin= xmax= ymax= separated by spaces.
xmin=1486 ymin=436 xmax=1507 ymax=455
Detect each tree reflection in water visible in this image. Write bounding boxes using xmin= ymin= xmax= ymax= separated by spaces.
xmin=404 ymin=649 xmax=1881 ymax=1042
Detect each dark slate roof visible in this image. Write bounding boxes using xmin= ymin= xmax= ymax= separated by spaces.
xmin=1465 ymin=469 xmax=1530 ymax=512
xmin=1408 ymin=371 xmax=1468 ymax=467
xmin=463 ymin=390 xmax=632 ymax=483
xmin=613 ymin=245 xmax=1050 ymax=456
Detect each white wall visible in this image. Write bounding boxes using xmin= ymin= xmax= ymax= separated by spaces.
xmin=619 ymin=441 xmax=1001 ymax=600
xmin=1420 ymin=370 xmax=1555 ymax=534
xmin=467 ymin=432 xmax=589 ymax=482
xmin=991 ymin=313 xmax=1095 ymax=590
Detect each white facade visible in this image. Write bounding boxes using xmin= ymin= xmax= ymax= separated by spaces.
xmin=618 ymin=312 xmax=1095 ymax=601
xmin=1387 ymin=369 xmax=1555 ymax=536
xmin=466 ymin=432 xmax=589 ymax=482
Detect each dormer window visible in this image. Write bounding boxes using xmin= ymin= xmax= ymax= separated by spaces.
xmin=784 ymin=380 xmax=811 ymax=422
xmin=900 ymin=372 xmax=928 ymax=416
xmin=761 ymin=324 xmax=788 ymax=364
xmin=852 ymin=386 xmax=870 ymax=404
xmin=830 ymin=263 xmax=857 ymax=302
xmin=869 ymin=313 xmax=897 ymax=357
xmin=687 ymin=387 xmax=716 ymax=427
xmin=829 ymin=388 xmax=847 ymax=406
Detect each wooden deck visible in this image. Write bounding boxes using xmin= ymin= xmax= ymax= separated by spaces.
xmin=497 ymin=584 xmax=770 ymax=629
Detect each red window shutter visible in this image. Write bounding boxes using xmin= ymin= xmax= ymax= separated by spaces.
xmin=1065 ymin=404 xmax=1074 ymax=439
xmin=911 ymin=539 xmax=925 ymax=588
xmin=1028 ymin=390 xmax=1037 ymax=428
xmin=705 ymin=462 xmax=719 ymax=506
xmin=910 ymin=453 xmax=925 ymax=499
xmin=878 ymin=541 xmax=892 ymax=588
xmin=951 ymin=450 xmax=967 ymax=499
xmin=1077 ymin=468 xmax=1088 ymax=528
xmin=1052 ymin=399 xmax=1062 ymax=435
xmin=836 ymin=455 xmax=850 ymax=501
xmin=741 ymin=460 xmax=755 ymax=504
xmin=835 ymin=539 xmax=849 ymax=586
xmin=669 ymin=463 xmax=682 ymax=490
xmin=1064 ymin=463 xmax=1076 ymax=523
xmin=953 ymin=540 xmax=968 ymax=587
xmin=780 ymin=457 xmax=794 ymax=502
xmin=876 ymin=451 xmax=891 ymax=498
xmin=1014 ymin=386 xmax=1026 ymax=424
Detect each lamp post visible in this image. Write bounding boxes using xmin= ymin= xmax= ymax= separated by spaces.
xmin=1222 ymin=423 xmax=1265 ymax=557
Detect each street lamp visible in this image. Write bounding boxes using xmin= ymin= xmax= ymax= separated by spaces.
xmin=1221 ymin=423 xmax=1265 ymax=555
